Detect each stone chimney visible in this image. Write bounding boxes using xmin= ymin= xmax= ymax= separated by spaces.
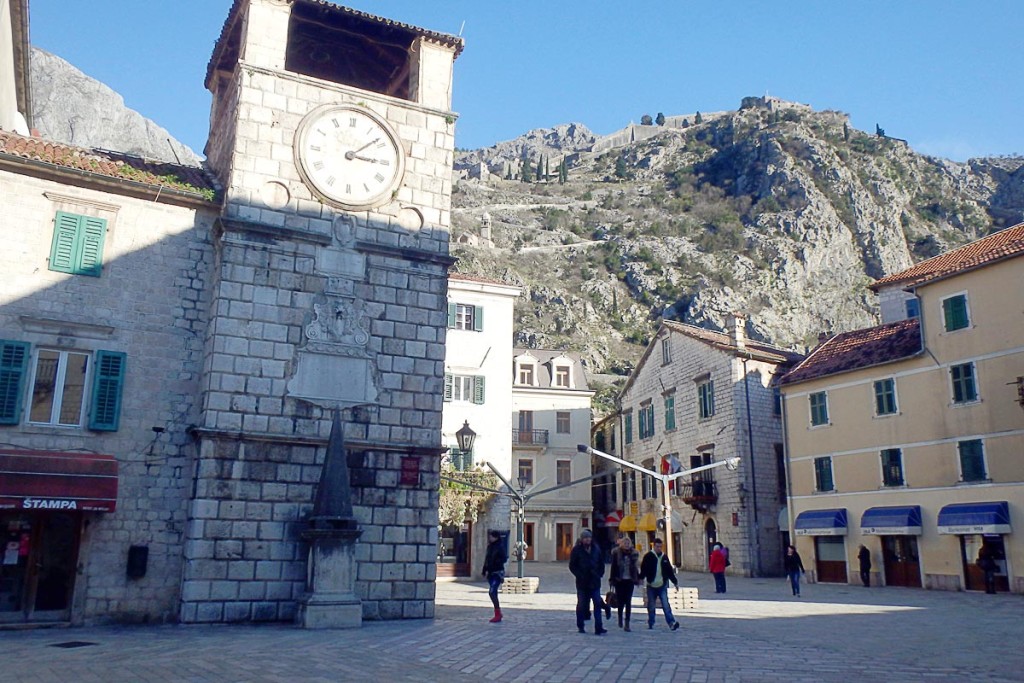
xmin=818 ymin=331 xmax=829 ymax=345
xmin=728 ymin=312 xmax=746 ymax=349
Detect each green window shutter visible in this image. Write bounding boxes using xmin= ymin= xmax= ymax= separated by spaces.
xmin=624 ymin=414 xmax=633 ymax=444
xmin=443 ymin=373 xmax=453 ymax=402
xmin=473 ymin=305 xmax=484 ymax=332
xmin=76 ymin=216 xmax=107 ymax=277
xmin=49 ymin=212 xmax=80 ymax=274
xmin=0 ymin=340 xmax=30 ymax=424
xmin=447 ymin=303 xmax=457 ymax=329
xmin=472 ymin=376 xmax=486 ymax=405
xmin=943 ymin=295 xmax=968 ymax=331
xmin=89 ymin=350 xmax=126 ymax=431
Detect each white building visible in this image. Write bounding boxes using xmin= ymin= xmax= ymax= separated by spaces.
xmin=512 ymin=349 xmax=595 ymax=562
xmin=439 ymin=274 xmax=520 ymax=576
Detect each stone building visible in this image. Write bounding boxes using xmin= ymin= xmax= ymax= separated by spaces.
xmin=0 ymin=0 xmax=463 ymax=625
xmin=616 ymin=316 xmax=802 ymax=576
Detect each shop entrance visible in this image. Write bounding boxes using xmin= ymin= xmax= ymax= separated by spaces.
xmin=881 ymin=536 xmax=922 ymax=587
xmin=0 ymin=511 xmax=80 ymax=623
xmin=813 ymin=536 xmax=848 ymax=583
xmin=437 ymin=520 xmax=471 ymax=578
xmin=523 ymin=522 xmax=535 ymax=561
xmin=961 ymin=534 xmax=1009 ymax=592
xmin=556 ymin=523 xmax=574 ymax=561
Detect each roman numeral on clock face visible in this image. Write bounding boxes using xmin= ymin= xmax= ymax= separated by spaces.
xmin=375 ymin=173 xmax=385 ymax=183
xmin=313 ymin=161 xmax=324 ymax=171
xmin=349 ymin=118 xmax=357 ymax=127
xmin=327 ymin=176 xmax=336 ymax=186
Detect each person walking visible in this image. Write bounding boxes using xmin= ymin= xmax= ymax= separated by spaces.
xmin=609 ymin=534 xmax=640 ymax=631
xmin=857 ymin=544 xmax=872 ymax=587
xmin=784 ymin=544 xmax=806 ymax=596
xmin=709 ymin=542 xmax=728 ymax=594
xmin=977 ymin=542 xmax=998 ymax=594
xmin=569 ymin=529 xmax=607 ymax=635
xmin=639 ymin=538 xmax=680 ymax=631
xmin=481 ymin=530 xmax=507 ymax=623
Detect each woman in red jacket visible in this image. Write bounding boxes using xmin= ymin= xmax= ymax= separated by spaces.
xmin=709 ymin=543 xmax=727 ymax=594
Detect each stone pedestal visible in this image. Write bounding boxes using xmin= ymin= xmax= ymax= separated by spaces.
xmin=298 ymin=527 xmax=363 ymax=629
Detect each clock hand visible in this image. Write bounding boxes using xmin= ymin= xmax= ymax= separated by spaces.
xmin=344 ymin=138 xmax=381 ymax=160
xmin=349 ymin=154 xmax=381 ymax=163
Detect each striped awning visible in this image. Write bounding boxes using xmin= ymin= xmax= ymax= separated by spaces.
xmin=0 ymin=449 xmax=118 ymax=512
xmin=604 ymin=510 xmax=624 ymax=526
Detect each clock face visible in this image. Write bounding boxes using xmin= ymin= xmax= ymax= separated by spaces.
xmin=294 ymin=104 xmax=406 ymax=210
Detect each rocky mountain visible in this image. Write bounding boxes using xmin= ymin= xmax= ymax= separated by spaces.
xmin=30 ymin=47 xmax=201 ymax=165
xmin=450 ymin=97 xmax=1024 ymax=394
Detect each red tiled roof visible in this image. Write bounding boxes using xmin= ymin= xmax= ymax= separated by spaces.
xmin=662 ymin=320 xmax=803 ymax=364
xmin=0 ymin=130 xmax=218 ymax=199
xmin=869 ymin=222 xmax=1024 ymax=291
xmin=781 ymin=318 xmax=921 ymax=385
xmin=449 ymin=273 xmax=516 ymax=287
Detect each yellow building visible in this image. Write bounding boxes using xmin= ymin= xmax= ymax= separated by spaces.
xmin=780 ymin=223 xmax=1024 ymax=593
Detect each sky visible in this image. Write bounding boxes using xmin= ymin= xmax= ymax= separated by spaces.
xmin=28 ymin=1 xmax=1024 ymax=162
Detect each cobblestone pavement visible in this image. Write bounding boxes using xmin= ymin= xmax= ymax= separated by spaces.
xmin=5 ymin=564 xmax=1022 ymax=682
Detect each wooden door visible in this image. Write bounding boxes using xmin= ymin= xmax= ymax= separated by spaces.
xmin=814 ymin=536 xmax=848 ymax=583
xmin=524 ymin=522 xmax=536 ymax=561
xmin=881 ymin=536 xmax=922 ymax=588
xmin=556 ymin=524 xmax=574 ymax=561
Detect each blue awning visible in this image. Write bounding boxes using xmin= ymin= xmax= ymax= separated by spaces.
xmin=860 ymin=506 xmax=922 ymax=535
xmin=795 ymin=508 xmax=847 ymax=536
xmin=937 ymin=501 xmax=1011 ymax=535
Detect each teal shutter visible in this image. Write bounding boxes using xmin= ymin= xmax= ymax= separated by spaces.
xmin=447 ymin=303 xmax=457 ymax=328
xmin=77 ymin=216 xmax=107 ymax=276
xmin=473 ymin=376 xmax=485 ymax=405
xmin=443 ymin=373 xmax=453 ymax=402
xmin=0 ymin=340 xmax=30 ymax=424
xmin=49 ymin=212 xmax=80 ymax=273
xmin=49 ymin=212 xmax=107 ymax=277
xmin=943 ymin=295 xmax=968 ymax=331
xmin=89 ymin=350 xmax=126 ymax=431
xmin=624 ymin=414 xmax=633 ymax=444
xmin=473 ymin=305 xmax=484 ymax=332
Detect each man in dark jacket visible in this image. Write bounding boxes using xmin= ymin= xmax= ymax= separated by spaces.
xmin=482 ymin=530 xmax=507 ymax=622
xmin=568 ymin=529 xmax=607 ymax=635
xmin=639 ymin=538 xmax=680 ymax=631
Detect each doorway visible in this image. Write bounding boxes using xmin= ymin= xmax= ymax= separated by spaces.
xmin=704 ymin=519 xmax=718 ymax=563
xmin=436 ymin=520 xmax=471 ymax=578
xmin=881 ymin=536 xmax=922 ymax=587
xmin=0 ymin=511 xmax=81 ymax=623
xmin=813 ymin=536 xmax=848 ymax=583
xmin=556 ymin=523 xmax=574 ymax=561
xmin=523 ymin=522 xmax=535 ymax=561
xmin=961 ymin=534 xmax=1009 ymax=592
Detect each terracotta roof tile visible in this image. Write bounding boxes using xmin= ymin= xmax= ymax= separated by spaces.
xmin=869 ymin=222 xmax=1024 ymax=291
xmin=662 ymin=320 xmax=803 ymax=364
xmin=781 ymin=318 xmax=921 ymax=385
xmin=0 ymin=130 xmax=218 ymax=199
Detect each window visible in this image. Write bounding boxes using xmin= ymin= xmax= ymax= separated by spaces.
xmin=905 ymin=298 xmax=920 ymax=319
xmin=553 ymin=366 xmax=570 ymax=388
xmin=774 ymin=444 xmax=787 ymax=503
xmin=958 ymin=439 xmax=986 ymax=482
xmin=624 ymin=412 xmax=633 ymax=444
xmin=881 ymin=448 xmax=904 ymax=487
xmin=447 ymin=303 xmax=483 ymax=331
xmin=641 ymin=460 xmax=655 ymax=499
xmin=517 ymin=459 xmax=534 ymax=486
xmin=556 ymin=459 xmax=571 ymax=486
xmin=638 ymin=402 xmax=655 ymax=439
xmin=950 ymin=363 xmax=978 ymax=404
xmin=443 ymin=374 xmax=485 ymax=404
xmin=697 ymin=379 xmax=715 ymax=419
xmin=772 ymin=387 xmax=782 ymax=417
xmin=517 ymin=363 xmax=535 ymax=385
xmin=556 ymin=411 xmax=570 ymax=434
xmin=49 ymin=212 xmax=107 ymax=277
xmin=449 ymin=448 xmax=473 ymax=472
xmin=873 ymin=378 xmax=897 ymax=416
xmin=0 ymin=341 xmax=124 ymax=430
xmin=809 ymin=391 xmax=829 ymax=426
xmin=661 ymin=338 xmax=672 ymax=365
xmin=942 ymin=294 xmax=969 ymax=332
xmin=663 ymin=394 xmax=676 ymax=431
xmin=814 ymin=456 xmax=834 ymax=492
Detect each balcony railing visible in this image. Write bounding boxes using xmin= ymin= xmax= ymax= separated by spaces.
xmin=512 ymin=429 xmax=549 ymax=445
xmin=678 ymin=480 xmax=718 ymax=511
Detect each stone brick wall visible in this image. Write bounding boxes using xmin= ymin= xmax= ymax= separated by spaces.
xmin=0 ymin=170 xmax=215 ymax=623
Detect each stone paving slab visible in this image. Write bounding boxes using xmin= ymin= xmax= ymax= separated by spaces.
xmin=4 ymin=564 xmax=1022 ymax=682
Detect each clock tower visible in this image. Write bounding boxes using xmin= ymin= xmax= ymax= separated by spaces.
xmin=183 ymin=0 xmax=463 ymax=624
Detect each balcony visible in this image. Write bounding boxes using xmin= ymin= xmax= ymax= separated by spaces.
xmin=679 ymin=480 xmax=717 ymax=511
xmin=513 ymin=429 xmax=549 ymax=445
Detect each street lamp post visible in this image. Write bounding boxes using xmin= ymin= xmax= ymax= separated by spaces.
xmin=578 ymin=444 xmax=739 ymax=566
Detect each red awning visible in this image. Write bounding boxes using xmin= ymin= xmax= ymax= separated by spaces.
xmin=0 ymin=449 xmax=118 ymax=512
xmin=604 ymin=510 xmax=624 ymax=526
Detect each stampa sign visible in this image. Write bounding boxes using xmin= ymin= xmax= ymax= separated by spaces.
xmin=22 ymin=498 xmax=78 ymax=510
